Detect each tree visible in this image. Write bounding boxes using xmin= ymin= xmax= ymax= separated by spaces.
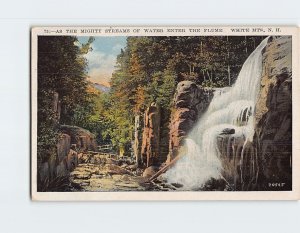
xmin=37 ymin=36 xmax=94 ymax=163
xmin=96 ymin=36 xmax=265 ymax=156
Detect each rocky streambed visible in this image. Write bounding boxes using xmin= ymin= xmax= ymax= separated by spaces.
xmin=68 ymin=153 xmax=179 ymax=192
xmin=66 ymin=153 xmax=231 ymax=192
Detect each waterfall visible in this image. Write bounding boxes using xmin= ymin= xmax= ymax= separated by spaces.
xmin=165 ymin=37 xmax=269 ymax=190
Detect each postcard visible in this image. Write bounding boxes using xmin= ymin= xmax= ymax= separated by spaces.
xmin=31 ymin=26 xmax=300 ymax=200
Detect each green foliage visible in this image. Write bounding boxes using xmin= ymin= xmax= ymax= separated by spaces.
xmin=37 ymin=89 xmax=59 ymax=163
xmin=37 ymin=35 xmax=266 ymax=160
xmin=37 ymin=36 xmax=94 ymax=165
xmin=101 ymin=92 xmax=134 ymax=150
xmin=96 ymin=36 xmax=266 ymax=153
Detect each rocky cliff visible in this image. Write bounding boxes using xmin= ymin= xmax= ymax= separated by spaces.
xmin=253 ymin=36 xmax=292 ymax=190
xmin=141 ymin=103 xmax=161 ymax=167
xmin=38 ymin=125 xmax=98 ymax=191
xmin=167 ymin=81 xmax=214 ymax=162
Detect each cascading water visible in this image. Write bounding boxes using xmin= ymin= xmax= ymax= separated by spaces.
xmin=164 ymin=37 xmax=269 ymax=190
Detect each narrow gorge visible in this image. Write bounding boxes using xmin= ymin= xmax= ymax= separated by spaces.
xmin=37 ymin=36 xmax=292 ymax=192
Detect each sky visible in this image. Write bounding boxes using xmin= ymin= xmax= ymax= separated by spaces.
xmin=78 ymin=36 xmax=127 ymax=86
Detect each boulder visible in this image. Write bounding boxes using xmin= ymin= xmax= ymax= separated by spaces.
xmin=66 ymin=149 xmax=78 ymax=171
xmin=220 ymin=128 xmax=235 ymax=135
xmin=59 ymin=125 xmax=97 ymax=151
xmin=142 ymin=166 xmax=160 ymax=178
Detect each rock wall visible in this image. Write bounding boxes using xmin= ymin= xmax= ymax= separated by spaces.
xmin=141 ymin=103 xmax=161 ymax=167
xmin=253 ymin=36 xmax=292 ymax=190
xmin=37 ymin=92 xmax=99 ymax=190
xmin=38 ymin=133 xmax=79 ymax=184
xmin=167 ymin=81 xmax=214 ymax=162
xmin=38 ymin=126 xmax=97 ymax=191
xmin=216 ymin=133 xmax=256 ymax=190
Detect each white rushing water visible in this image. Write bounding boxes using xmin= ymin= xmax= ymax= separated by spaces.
xmin=165 ymin=37 xmax=269 ymax=189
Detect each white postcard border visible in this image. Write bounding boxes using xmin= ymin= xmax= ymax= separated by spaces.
xmin=31 ymin=26 xmax=300 ymax=201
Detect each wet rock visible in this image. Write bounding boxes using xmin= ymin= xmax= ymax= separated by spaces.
xmin=216 ymin=133 xmax=248 ymax=189
xmin=142 ymin=166 xmax=159 ymax=178
xmin=201 ymin=178 xmax=227 ymax=191
xmin=220 ymin=128 xmax=235 ymax=135
xmin=171 ymin=183 xmax=184 ymax=188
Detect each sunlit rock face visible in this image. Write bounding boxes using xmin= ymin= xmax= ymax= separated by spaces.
xmin=141 ymin=103 xmax=161 ymax=167
xmin=167 ymin=81 xmax=214 ymax=163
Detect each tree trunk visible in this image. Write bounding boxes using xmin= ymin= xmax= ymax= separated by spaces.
xmin=207 ymin=71 xmax=211 ymax=82
xmin=202 ymin=70 xmax=206 ymax=81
